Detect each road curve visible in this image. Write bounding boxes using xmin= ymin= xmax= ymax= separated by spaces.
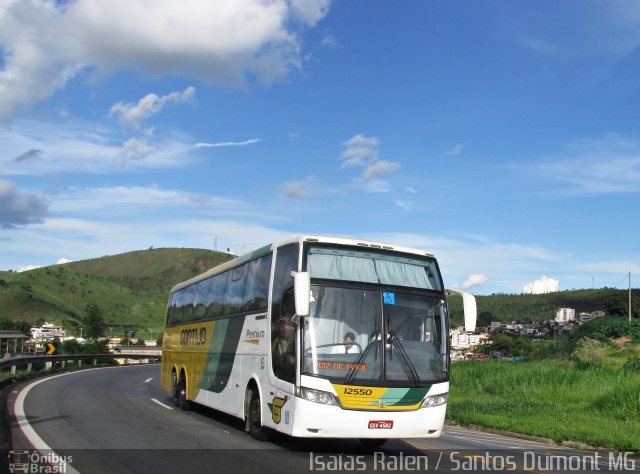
xmin=6 ymin=365 xmax=637 ymax=474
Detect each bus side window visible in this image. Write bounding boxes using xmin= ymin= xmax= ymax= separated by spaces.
xmin=174 ymin=290 xmax=185 ymax=324
xmin=167 ymin=293 xmax=178 ymax=325
xmin=193 ymin=279 xmax=208 ymax=320
xmin=205 ymin=273 xmax=226 ymax=318
xmin=223 ymin=265 xmax=245 ymax=315
xmin=243 ymin=254 xmax=273 ymax=312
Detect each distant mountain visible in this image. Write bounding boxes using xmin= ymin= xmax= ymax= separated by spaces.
xmin=0 ymin=248 xmax=233 ymax=339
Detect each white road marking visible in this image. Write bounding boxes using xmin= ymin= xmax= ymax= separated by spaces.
xmin=151 ymin=398 xmax=174 ymax=410
xmin=15 ymin=371 xmax=86 ymax=474
xmin=14 ymin=364 xmax=154 ymax=474
xmin=145 ymin=378 xmax=153 ymax=383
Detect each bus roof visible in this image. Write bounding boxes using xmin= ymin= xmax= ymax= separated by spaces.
xmin=170 ymin=234 xmax=436 ymax=293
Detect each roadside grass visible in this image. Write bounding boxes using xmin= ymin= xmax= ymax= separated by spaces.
xmin=448 ymin=359 xmax=640 ymax=452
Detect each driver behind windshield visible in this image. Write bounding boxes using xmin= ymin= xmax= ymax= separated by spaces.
xmin=331 ymin=331 xmax=359 ymax=354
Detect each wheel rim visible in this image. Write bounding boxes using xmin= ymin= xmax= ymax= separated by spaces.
xmin=179 ymin=379 xmax=186 ymax=403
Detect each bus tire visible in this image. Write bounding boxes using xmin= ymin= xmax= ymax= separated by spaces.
xmin=176 ymin=372 xmax=191 ymax=411
xmin=247 ymin=387 xmax=269 ymax=441
xmin=171 ymin=371 xmax=180 ymax=407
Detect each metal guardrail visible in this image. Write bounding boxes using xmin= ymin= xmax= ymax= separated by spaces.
xmin=0 ymin=353 xmax=161 ymax=376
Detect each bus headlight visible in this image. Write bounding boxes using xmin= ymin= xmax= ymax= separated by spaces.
xmin=421 ymin=393 xmax=448 ymax=408
xmin=299 ymin=387 xmax=338 ymax=406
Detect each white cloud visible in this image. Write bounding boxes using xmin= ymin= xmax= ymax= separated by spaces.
xmin=290 ymin=0 xmax=331 ymax=27
xmin=447 ymin=143 xmax=464 ymax=156
xmin=340 ymin=134 xmax=401 ymax=189
xmin=118 ymin=138 xmax=153 ymax=162
xmin=50 ymin=185 xmax=251 ymax=215
xmin=463 ymin=274 xmax=489 ymax=289
xmin=194 ymin=139 xmax=261 ymax=149
xmin=18 ymin=265 xmax=41 ymax=273
xmin=0 ymin=0 xmax=330 ymax=122
xmin=109 ymin=87 xmax=196 ymax=129
xmin=395 ymin=200 xmax=414 ymax=210
xmin=503 ymin=1 xmax=640 ymax=59
xmin=523 ymin=276 xmax=559 ymax=294
xmin=0 ymin=120 xmax=195 ymax=175
xmin=340 ymin=134 xmax=380 ymax=168
xmin=362 ymin=160 xmax=401 ymax=182
xmin=320 ymin=32 xmax=342 ymax=50
xmin=7 ymin=217 xmax=289 ymax=270
xmin=362 ymin=180 xmax=392 ymax=194
xmin=526 ymin=133 xmax=640 ymax=194
xmin=17 ymin=257 xmax=72 ymax=271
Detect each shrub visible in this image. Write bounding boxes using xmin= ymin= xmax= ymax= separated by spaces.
xmin=571 ymin=338 xmax=607 ymax=368
xmin=624 ymin=356 xmax=640 ymax=373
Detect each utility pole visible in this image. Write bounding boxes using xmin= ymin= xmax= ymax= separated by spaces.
xmin=629 ymin=271 xmax=632 ymax=323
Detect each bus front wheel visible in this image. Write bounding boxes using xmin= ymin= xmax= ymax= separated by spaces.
xmin=247 ymin=387 xmax=270 ymax=441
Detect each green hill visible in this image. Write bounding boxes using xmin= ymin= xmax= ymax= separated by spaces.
xmin=0 ymin=248 xmax=233 ymax=339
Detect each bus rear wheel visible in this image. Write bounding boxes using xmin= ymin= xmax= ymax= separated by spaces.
xmin=247 ymin=388 xmax=270 ymax=441
xmin=171 ymin=371 xmax=180 ymax=407
xmin=175 ymin=373 xmax=191 ymax=411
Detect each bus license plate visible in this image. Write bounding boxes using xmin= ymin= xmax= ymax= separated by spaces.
xmin=368 ymin=420 xmax=393 ymax=429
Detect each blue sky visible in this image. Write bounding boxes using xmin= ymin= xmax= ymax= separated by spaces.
xmin=1 ymin=0 xmax=639 ymax=295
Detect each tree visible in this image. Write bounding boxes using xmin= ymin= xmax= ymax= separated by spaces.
xmin=605 ymin=293 xmax=629 ymax=317
xmin=490 ymin=334 xmax=515 ymax=355
xmin=83 ymin=303 xmax=105 ymax=340
xmin=478 ymin=311 xmax=493 ymax=326
xmin=15 ymin=321 xmax=31 ymax=336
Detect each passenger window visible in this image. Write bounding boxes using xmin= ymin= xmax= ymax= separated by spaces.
xmin=205 ymin=273 xmax=226 ymax=318
xmin=223 ymin=264 xmax=246 ymax=315
xmin=243 ymin=254 xmax=273 ymax=312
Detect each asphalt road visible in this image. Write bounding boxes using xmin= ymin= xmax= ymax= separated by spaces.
xmin=5 ymin=365 xmax=638 ymax=474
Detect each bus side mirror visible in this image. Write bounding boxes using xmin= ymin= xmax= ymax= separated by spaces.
xmin=462 ymin=291 xmax=477 ymax=333
xmin=446 ymin=289 xmax=477 ymax=333
xmin=292 ymin=271 xmax=310 ymax=317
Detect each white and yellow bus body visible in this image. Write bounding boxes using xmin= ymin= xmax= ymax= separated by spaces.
xmin=161 ymin=235 xmax=476 ymax=441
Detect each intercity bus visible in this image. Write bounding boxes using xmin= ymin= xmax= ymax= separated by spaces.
xmin=160 ymin=235 xmax=476 ymax=444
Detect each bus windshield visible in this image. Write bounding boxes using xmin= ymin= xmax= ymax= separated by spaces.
xmin=302 ymin=285 xmax=448 ymax=386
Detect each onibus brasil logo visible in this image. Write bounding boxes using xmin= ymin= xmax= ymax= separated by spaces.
xmin=9 ymin=450 xmax=73 ymax=474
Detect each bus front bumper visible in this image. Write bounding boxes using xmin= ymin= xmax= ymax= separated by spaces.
xmin=288 ymin=397 xmax=447 ymax=439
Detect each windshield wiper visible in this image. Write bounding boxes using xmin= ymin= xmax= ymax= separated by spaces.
xmin=389 ymin=335 xmax=421 ymax=387
xmin=345 ymin=329 xmax=379 ymax=385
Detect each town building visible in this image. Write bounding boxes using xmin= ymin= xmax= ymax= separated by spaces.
xmin=30 ymin=322 xmax=67 ymax=342
xmin=450 ymin=329 xmax=482 ymax=349
xmin=555 ymin=308 xmax=576 ymax=324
